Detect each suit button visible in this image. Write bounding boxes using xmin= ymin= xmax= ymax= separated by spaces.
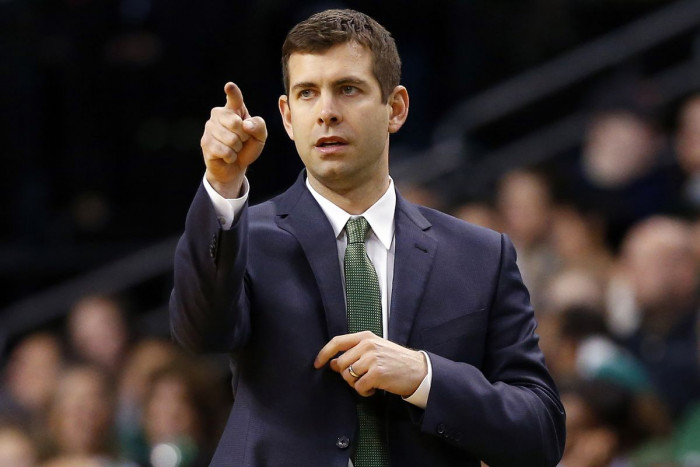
xmin=336 ymin=436 xmax=350 ymax=449
xmin=436 ymin=423 xmax=446 ymax=435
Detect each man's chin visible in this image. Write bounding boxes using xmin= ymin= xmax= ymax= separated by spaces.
xmin=308 ymin=166 xmax=363 ymax=192
xmin=309 ymin=164 xmax=351 ymax=183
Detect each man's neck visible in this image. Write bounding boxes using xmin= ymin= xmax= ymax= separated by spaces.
xmin=307 ymin=173 xmax=391 ymax=215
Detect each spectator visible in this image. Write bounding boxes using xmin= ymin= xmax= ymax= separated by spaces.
xmin=452 ymin=200 xmax=503 ymax=232
xmin=67 ymin=294 xmax=131 ymax=375
xmin=582 ymin=110 xmax=661 ymax=191
xmin=536 ymin=269 xmax=607 ymax=369
xmin=552 ymin=305 xmax=653 ymax=394
xmin=0 ymin=332 xmax=63 ymax=427
xmin=673 ymin=93 xmax=700 ymax=214
xmin=141 ymin=358 xmax=228 ymax=467
xmin=563 ymin=108 xmax=677 ymax=249
xmin=616 ymin=216 xmax=700 ymax=418
xmin=116 ymin=338 xmax=180 ymax=463
xmin=550 ymin=205 xmax=612 ymax=277
xmin=0 ymin=423 xmax=38 ymax=467
xmin=560 ymin=379 xmax=666 ymax=467
xmin=560 ymin=381 xmax=622 ymax=467
xmin=691 ymin=217 xmax=700 ymax=268
xmin=541 ymin=268 xmax=606 ymax=317
xmin=44 ymin=365 xmax=122 ymax=465
xmin=394 ymin=182 xmax=446 ymax=211
xmin=496 ymin=168 xmax=558 ymax=308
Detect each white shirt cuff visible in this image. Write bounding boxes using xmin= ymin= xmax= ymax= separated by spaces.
xmin=202 ymin=176 xmax=249 ymax=230
xmin=402 ymin=351 xmax=432 ymax=409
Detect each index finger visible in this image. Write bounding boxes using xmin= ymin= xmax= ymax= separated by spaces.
xmin=224 ymin=82 xmax=249 ymax=118
xmin=314 ymin=332 xmax=366 ymax=369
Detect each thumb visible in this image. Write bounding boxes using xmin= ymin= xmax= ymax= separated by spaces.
xmin=242 ymin=117 xmax=267 ymax=143
xmin=238 ymin=117 xmax=267 ymax=166
xmin=224 ymin=82 xmax=249 ymax=118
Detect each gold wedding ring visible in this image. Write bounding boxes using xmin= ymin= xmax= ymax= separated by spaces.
xmin=348 ymin=365 xmax=360 ymax=378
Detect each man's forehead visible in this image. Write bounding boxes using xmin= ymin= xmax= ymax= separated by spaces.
xmin=287 ymin=42 xmax=376 ymax=85
xmin=289 ymin=40 xmax=369 ymax=59
xmin=288 ymin=42 xmax=371 ymax=69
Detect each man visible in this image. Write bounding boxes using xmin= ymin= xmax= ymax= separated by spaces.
xmin=170 ymin=9 xmax=565 ymax=466
xmin=617 ymin=216 xmax=700 ymax=418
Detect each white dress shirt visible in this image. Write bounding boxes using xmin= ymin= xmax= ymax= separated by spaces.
xmin=203 ymin=175 xmax=432 ymax=409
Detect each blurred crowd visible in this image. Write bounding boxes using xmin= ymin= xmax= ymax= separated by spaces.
xmin=447 ymin=92 xmax=700 ymax=467
xmin=0 ymin=294 xmax=231 ymax=467
xmin=1 ymin=92 xmax=699 ymax=467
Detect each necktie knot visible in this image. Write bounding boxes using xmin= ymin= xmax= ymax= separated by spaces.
xmin=346 ymin=217 xmax=370 ymax=245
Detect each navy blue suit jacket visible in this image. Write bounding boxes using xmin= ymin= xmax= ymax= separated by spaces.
xmin=170 ymin=172 xmax=565 ymax=466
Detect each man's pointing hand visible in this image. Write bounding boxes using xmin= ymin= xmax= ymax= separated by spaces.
xmin=201 ymin=82 xmax=267 ymax=198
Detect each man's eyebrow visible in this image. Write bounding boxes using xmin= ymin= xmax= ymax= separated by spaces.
xmin=290 ymin=81 xmax=317 ymax=92
xmin=290 ymin=77 xmax=369 ymax=92
xmin=334 ymin=77 xmax=368 ymax=86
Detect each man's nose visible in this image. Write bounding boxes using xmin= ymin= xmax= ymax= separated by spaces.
xmin=318 ymin=96 xmax=342 ymax=125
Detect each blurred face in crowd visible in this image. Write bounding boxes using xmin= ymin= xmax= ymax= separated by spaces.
xmin=583 ymin=111 xmax=659 ymax=188
xmin=453 ymin=202 xmax=502 ymax=232
xmin=561 ymin=392 xmax=594 ymax=453
xmin=551 ymin=207 xmax=598 ymax=263
xmin=543 ymin=269 xmax=604 ymax=315
xmin=675 ymin=95 xmax=700 ymax=173
xmin=68 ymin=295 xmax=128 ymax=372
xmin=279 ymin=41 xmax=407 ymax=198
xmin=623 ymin=217 xmax=698 ymax=312
xmin=692 ymin=219 xmax=700 ymax=266
xmin=560 ymin=393 xmax=617 ymax=467
xmin=119 ymin=339 xmax=178 ymax=407
xmin=144 ymin=374 xmax=200 ymax=445
xmin=5 ymin=332 xmax=62 ymax=413
xmin=49 ymin=367 xmax=114 ymax=456
xmin=0 ymin=427 xmax=37 ymax=467
xmin=497 ymin=170 xmax=552 ymax=249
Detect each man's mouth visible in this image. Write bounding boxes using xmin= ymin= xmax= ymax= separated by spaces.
xmin=315 ymin=137 xmax=348 ymax=147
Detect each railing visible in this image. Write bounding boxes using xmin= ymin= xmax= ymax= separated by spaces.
xmin=2 ymin=0 xmax=699 ymax=361
xmin=0 ymin=237 xmax=179 ymax=359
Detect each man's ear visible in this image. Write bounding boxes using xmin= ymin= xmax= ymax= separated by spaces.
xmin=388 ymin=86 xmax=409 ymax=134
xmin=279 ymin=94 xmax=295 ymax=140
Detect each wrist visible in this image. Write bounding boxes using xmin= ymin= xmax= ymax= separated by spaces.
xmin=403 ymin=350 xmax=429 ymax=396
xmin=205 ymin=170 xmax=246 ymax=199
xmin=402 ymin=350 xmax=431 ymax=409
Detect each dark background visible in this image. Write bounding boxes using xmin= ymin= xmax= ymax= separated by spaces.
xmin=1 ymin=0 xmax=673 ymax=307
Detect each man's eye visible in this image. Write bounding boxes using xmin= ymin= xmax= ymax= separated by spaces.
xmin=342 ymin=86 xmax=357 ymax=95
xmin=299 ymin=89 xmax=313 ymax=98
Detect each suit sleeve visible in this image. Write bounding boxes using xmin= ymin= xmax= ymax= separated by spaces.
xmin=419 ymin=234 xmax=566 ymax=466
xmin=169 ymin=182 xmax=251 ymax=353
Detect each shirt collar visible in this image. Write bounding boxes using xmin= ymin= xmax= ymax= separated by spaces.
xmin=305 ymin=177 xmax=396 ymax=250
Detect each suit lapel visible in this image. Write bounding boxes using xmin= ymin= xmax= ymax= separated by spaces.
xmin=274 ymin=172 xmax=347 ymax=340
xmin=389 ymin=194 xmax=437 ymax=346
xmin=273 ymin=174 xmax=437 ymax=344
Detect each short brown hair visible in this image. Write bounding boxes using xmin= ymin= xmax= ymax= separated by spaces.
xmin=282 ymin=9 xmax=401 ymax=103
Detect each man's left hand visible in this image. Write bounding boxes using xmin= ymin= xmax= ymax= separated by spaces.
xmin=314 ymin=331 xmax=427 ymax=397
